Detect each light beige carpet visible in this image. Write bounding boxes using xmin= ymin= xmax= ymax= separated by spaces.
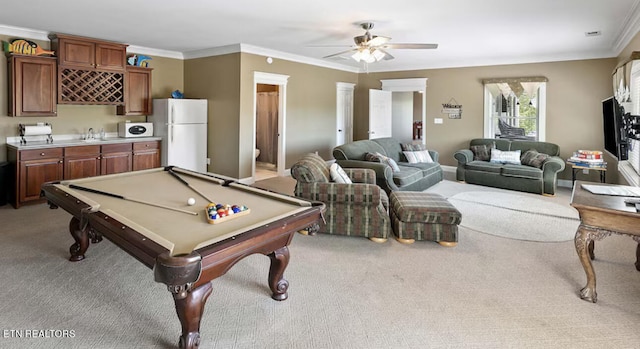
xmin=0 ymin=178 xmax=639 ymax=349
xmin=448 ymin=191 xmax=580 ymax=242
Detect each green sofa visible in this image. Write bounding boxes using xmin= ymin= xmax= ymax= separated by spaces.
xmin=332 ymin=137 xmax=443 ymax=193
xmin=453 ymin=138 xmax=565 ymax=195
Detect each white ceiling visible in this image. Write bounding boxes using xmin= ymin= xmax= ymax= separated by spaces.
xmin=1 ymin=0 xmax=640 ymax=73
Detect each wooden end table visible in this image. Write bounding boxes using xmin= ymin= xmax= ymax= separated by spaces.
xmin=570 ymin=181 xmax=640 ymax=303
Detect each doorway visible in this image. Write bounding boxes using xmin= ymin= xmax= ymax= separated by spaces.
xmin=255 ymin=84 xmax=279 ymax=181
xmin=252 ymin=72 xmax=289 ymax=182
xmin=370 ymin=78 xmax=427 ymax=144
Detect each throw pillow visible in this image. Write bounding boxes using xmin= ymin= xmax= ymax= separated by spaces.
xmin=520 ymin=149 xmax=550 ymax=168
xmin=364 ymin=152 xmax=382 ymax=162
xmin=470 ymin=143 xmax=495 ymax=161
xmin=489 ymin=149 xmax=522 ymax=165
xmin=403 ymin=150 xmax=434 ymax=163
xmin=375 ymin=152 xmax=401 ymax=172
xmin=329 ymin=163 xmax=352 ymax=184
xmin=401 ymin=143 xmax=426 ymax=151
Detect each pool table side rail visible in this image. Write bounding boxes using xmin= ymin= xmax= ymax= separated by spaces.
xmin=194 ymin=202 xmax=325 ymax=288
xmin=42 ymin=182 xmax=170 ymax=268
xmin=171 ymin=167 xmax=312 ymax=207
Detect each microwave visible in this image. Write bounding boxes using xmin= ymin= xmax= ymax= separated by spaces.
xmin=118 ymin=122 xmax=153 ymax=138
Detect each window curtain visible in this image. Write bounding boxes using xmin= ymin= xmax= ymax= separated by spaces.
xmin=256 ymin=92 xmax=278 ymax=164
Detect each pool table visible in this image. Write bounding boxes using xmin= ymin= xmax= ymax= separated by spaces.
xmin=41 ymin=167 xmax=324 ymax=349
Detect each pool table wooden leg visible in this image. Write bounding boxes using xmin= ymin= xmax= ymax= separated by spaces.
xmin=268 ymin=246 xmax=290 ymax=301
xmin=68 ymin=217 xmax=90 ymax=262
xmin=174 ymin=282 xmax=213 ymax=349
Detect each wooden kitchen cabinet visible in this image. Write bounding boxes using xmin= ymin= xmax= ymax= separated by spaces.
xmin=50 ymin=34 xmax=127 ymax=71
xmin=64 ymin=145 xmax=101 ymax=180
xmin=10 ymin=140 xmax=160 ymax=208
xmin=14 ymin=148 xmax=64 ymax=207
xmin=8 ymin=55 xmax=57 ymax=116
xmin=101 ymin=143 xmax=133 ymax=175
xmin=117 ymin=66 xmax=153 ymax=116
xmin=132 ymin=141 xmax=160 ymax=171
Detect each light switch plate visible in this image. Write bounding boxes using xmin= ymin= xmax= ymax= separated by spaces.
xmin=434 ymin=118 xmax=443 ymax=124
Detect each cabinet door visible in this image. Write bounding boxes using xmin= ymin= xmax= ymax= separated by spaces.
xmin=101 ymin=152 xmax=132 ymax=175
xmin=133 ymin=142 xmax=160 ymax=171
xmin=64 ymin=146 xmax=101 ymax=179
xmin=133 ymin=150 xmax=160 ymax=171
xmin=19 ymin=158 xmax=63 ymax=204
xmin=96 ymin=43 xmax=126 ymax=71
xmin=9 ymin=55 xmax=57 ymax=116
xmin=118 ymin=67 xmax=152 ymax=115
xmin=57 ymin=37 xmax=95 ymax=68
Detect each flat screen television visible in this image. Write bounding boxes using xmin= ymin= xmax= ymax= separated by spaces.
xmin=602 ymin=96 xmax=628 ymax=160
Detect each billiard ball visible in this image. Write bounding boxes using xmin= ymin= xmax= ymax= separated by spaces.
xmin=187 ymin=198 xmax=196 ymax=206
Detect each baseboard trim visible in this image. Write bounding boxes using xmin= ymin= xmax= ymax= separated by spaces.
xmin=558 ymin=179 xmax=573 ymax=188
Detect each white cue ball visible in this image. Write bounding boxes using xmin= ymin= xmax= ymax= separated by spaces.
xmin=187 ymin=198 xmax=196 ymax=206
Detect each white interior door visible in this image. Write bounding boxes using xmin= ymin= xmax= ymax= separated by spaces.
xmin=336 ymin=83 xmax=355 ymax=146
xmin=369 ymin=89 xmax=392 ymax=139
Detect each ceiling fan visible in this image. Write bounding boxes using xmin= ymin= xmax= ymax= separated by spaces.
xmin=322 ymin=22 xmax=438 ymax=63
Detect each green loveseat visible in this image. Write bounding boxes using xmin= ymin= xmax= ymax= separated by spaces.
xmin=453 ymin=138 xmax=565 ymax=195
xmin=332 ymin=137 xmax=443 ymax=193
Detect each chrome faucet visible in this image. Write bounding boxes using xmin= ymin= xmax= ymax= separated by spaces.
xmin=87 ymin=128 xmax=94 ymax=140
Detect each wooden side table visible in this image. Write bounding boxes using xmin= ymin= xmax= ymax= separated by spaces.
xmin=570 ymin=163 xmax=606 ymax=185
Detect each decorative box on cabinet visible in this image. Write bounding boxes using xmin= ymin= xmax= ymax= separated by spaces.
xmin=117 ymin=66 xmax=153 ymax=116
xmin=8 ymin=55 xmax=57 ymax=116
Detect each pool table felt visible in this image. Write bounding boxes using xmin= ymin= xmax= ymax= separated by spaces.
xmin=54 ymin=168 xmax=311 ymax=256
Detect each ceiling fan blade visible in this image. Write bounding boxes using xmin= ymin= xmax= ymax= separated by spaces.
xmin=307 ymin=44 xmax=354 ymax=48
xmin=376 ymin=48 xmax=394 ymax=61
xmin=323 ymin=49 xmax=357 ymax=59
xmin=382 ymin=43 xmax=439 ymax=49
xmin=368 ymin=35 xmax=391 ymax=47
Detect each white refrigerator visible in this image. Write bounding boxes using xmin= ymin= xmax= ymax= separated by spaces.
xmin=148 ymin=99 xmax=208 ymax=172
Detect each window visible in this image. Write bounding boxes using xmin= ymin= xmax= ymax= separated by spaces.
xmin=483 ymin=77 xmax=547 ymax=141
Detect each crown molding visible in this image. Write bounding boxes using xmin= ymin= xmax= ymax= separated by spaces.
xmin=127 ymin=45 xmax=183 ymax=59
xmin=0 ymin=24 xmax=49 ymax=41
xmin=613 ymin=0 xmax=640 ymax=54
xmin=183 ymin=43 xmax=359 ymax=73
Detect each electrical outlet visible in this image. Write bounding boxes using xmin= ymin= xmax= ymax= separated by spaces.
xmin=582 ymin=169 xmax=589 ymax=174
xmin=434 ymin=118 xmax=443 ymax=124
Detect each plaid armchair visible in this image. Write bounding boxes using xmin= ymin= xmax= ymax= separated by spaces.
xmin=290 ymin=153 xmax=391 ymax=242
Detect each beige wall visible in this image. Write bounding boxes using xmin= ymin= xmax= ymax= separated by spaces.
xmin=184 ymin=53 xmax=357 ymax=179
xmin=184 ymin=53 xmax=241 ymax=177
xmin=0 ymin=33 xmax=184 ymax=162
xmin=355 ymin=59 xmax=617 ymax=182
xmin=239 ymin=53 xmax=357 ymax=178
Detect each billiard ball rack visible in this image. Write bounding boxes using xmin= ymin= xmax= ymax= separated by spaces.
xmin=205 ymin=207 xmax=251 ymax=224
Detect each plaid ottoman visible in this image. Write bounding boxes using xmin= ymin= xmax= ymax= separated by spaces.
xmin=389 ymin=191 xmax=462 ymax=246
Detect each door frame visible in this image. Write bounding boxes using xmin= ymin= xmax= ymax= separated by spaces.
xmin=336 ymin=82 xmax=355 ymax=147
xmin=252 ymin=72 xmax=289 ymax=180
xmin=380 ymin=78 xmax=428 ymax=145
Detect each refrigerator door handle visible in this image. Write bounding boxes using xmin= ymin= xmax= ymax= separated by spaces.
xmin=170 ymin=124 xmax=174 ymax=143
xmin=170 ymin=105 xmax=175 ymax=124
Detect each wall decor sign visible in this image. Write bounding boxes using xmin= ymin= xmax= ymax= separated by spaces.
xmin=3 ymin=38 xmax=54 ymax=56
xmin=442 ymin=98 xmax=462 ymax=119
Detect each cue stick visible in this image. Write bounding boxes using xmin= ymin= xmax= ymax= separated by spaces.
xmin=167 ymin=169 xmax=216 ymax=203
xmin=68 ymin=184 xmax=198 ymax=216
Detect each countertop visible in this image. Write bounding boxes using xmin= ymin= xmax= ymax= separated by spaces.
xmin=7 ymin=135 xmax=162 ymax=151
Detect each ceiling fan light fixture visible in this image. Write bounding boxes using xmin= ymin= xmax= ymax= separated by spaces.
xmin=352 ymin=48 xmax=386 ymax=63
